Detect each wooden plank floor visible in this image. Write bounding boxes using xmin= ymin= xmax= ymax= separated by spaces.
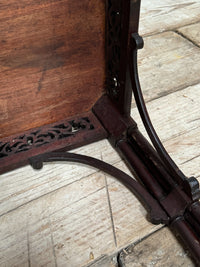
xmin=119 ymin=227 xmax=194 ymax=266
xmin=1 ymin=1 xmax=200 ymax=266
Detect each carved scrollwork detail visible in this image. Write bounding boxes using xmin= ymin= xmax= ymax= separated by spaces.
xmin=106 ymin=0 xmax=122 ymax=98
xmin=0 ymin=117 xmax=95 ymax=158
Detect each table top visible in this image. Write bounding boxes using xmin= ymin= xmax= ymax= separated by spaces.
xmin=0 ymin=0 xmax=200 ymax=266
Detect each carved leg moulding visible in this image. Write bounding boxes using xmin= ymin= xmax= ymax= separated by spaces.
xmin=0 ymin=0 xmax=200 ymax=264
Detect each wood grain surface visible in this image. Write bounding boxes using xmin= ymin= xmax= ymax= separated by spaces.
xmin=0 ymin=0 xmax=200 ymax=266
xmin=119 ymin=227 xmax=195 ymax=266
xmin=139 ymin=0 xmax=200 ymax=36
xmin=0 ymin=0 xmax=105 ymax=138
xmin=137 ymin=31 xmax=200 ymax=103
xmin=178 ymin=22 xmax=200 ymax=47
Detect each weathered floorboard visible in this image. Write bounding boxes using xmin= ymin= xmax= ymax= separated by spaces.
xmin=119 ymin=227 xmax=195 ymax=266
xmin=178 ymin=22 xmax=200 ymax=47
xmin=1 ymin=1 xmax=200 ymax=266
xmin=0 ymin=82 xmax=199 ymax=266
xmin=131 ymin=83 xmax=200 ymax=144
xmin=0 ymin=174 xmax=116 ymax=267
xmin=1 ymin=83 xmax=199 ymax=217
xmin=138 ymin=31 xmax=200 ymax=102
xmin=107 ymin=83 xmax=200 ymax=251
xmin=0 ymin=139 xmax=121 ymax=216
xmin=140 ymin=0 xmax=200 ymax=36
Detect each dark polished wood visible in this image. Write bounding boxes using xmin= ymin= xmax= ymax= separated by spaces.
xmin=0 ymin=111 xmax=107 ymax=174
xmin=0 ymin=0 xmax=105 ymax=138
xmin=1 ymin=1 xmax=200 ymax=264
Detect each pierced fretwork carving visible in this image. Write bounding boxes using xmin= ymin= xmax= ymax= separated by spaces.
xmin=106 ymin=0 xmax=122 ymax=98
xmin=106 ymin=0 xmax=132 ymax=115
xmin=0 ymin=117 xmax=95 ymax=158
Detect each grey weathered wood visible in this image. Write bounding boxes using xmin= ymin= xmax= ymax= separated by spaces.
xmin=178 ymin=22 xmax=200 ymax=47
xmin=1 ymin=1 xmax=200 ymax=266
xmin=138 ymin=31 xmax=200 ymax=102
xmin=84 ymin=254 xmax=118 ymax=267
xmin=0 ymin=174 xmax=116 ymax=267
xmin=1 ymin=83 xmax=199 ymax=218
xmin=131 ymin=83 xmax=200 ymax=143
xmin=0 ymin=140 xmax=121 ymax=216
xmin=119 ymin=228 xmax=195 ymax=266
xmin=106 ymin=176 xmax=161 ymax=249
xmin=1 ymin=54 xmax=200 ymax=267
xmin=140 ymin=0 xmax=200 ymax=36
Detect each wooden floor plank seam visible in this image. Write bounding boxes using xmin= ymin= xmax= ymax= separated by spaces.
xmin=48 ymin=214 xmax=59 ymax=267
xmin=175 ymin=30 xmax=200 ymax=49
xmin=162 ymin=125 xmax=200 ymax=144
xmin=0 ymin=174 xmax=106 ymax=219
xmin=181 ymin=153 xmax=200 ymax=165
xmin=140 ymin=19 xmax=200 ymax=38
xmin=137 ymin=79 xmax=200 ymax=105
xmin=1 ymin=2 xmax=200 ymax=265
xmin=105 ymin=174 xmax=118 ymax=248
